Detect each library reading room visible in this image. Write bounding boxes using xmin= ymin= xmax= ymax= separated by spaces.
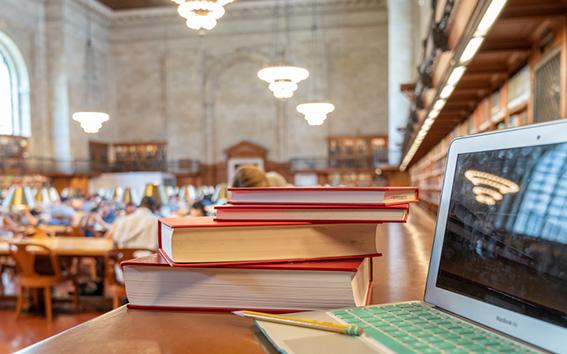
xmin=0 ymin=0 xmax=566 ymax=353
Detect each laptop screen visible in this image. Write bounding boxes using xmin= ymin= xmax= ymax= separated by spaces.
xmin=437 ymin=142 xmax=567 ymax=327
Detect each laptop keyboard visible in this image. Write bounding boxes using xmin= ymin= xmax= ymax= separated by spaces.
xmin=330 ymin=302 xmax=537 ymax=354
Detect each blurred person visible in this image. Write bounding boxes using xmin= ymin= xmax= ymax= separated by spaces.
xmin=48 ymin=197 xmax=76 ymax=225
xmin=266 ymin=171 xmax=288 ymax=187
xmin=100 ymin=201 xmax=117 ymax=224
xmin=0 ymin=212 xmax=19 ymax=239
xmin=231 ymin=165 xmax=268 ymax=188
xmin=124 ymin=202 xmax=137 ymax=215
xmin=112 ymin=196 xmax=159 ymax=250
xmin=79 ymin=206 xmax=111 ymax=237
xmin=190 ymin=201 xmax=207 ymax=217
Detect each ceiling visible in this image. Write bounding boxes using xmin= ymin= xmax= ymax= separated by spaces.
xmin=96 ymin=0 xmax=174 ymax=10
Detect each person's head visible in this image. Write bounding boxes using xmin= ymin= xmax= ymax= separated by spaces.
xmin=125 ymin=202 xmax=137 ymax=215
xmin=266 ymin=171 xmax=288 ymax=187
xmin=190 ymin=201 xmax=207 ymax=217
xmin=231 ymin=165 xmax=268 ymax=188
xmin=139 ymin=196 xmax=159 ymax=213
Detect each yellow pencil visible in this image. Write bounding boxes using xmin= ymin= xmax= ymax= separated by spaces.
xmin=233 ymin=310 xmax=363 ymax=336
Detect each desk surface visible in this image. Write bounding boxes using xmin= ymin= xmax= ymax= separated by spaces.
xmin=0 ymin=237 xmax=113 ymax=257
xmin=15 ymin=207 xmax=436 ymax=354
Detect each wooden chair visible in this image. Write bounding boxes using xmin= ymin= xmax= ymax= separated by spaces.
xmin=9 ymin=242 xmax=79 ymax=321
xmin=105 ymin=248 xmax=155 ymax=308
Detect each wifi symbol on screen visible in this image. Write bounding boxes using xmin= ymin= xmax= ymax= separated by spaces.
xmin=464 ymin=170 xmax=519 ymax=205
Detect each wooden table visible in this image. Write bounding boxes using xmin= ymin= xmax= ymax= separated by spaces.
xmin=0 ymin=237 xmax=113 ymax=257
xmin=15 ymin=207 xmax=436 ymax=354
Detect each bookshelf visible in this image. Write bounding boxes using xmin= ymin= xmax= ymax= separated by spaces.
xmin=328 ymin=135 xmax=388 ymax=169
xmin=409 ymin=64 xmax=533 ymax=212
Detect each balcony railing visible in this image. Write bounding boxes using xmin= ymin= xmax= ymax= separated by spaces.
xmin=0 ymin=157 xmax=201 ymax=176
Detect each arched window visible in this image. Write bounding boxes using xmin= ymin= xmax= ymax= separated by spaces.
xmin=0 ymin=31 xmax=30 ymax=137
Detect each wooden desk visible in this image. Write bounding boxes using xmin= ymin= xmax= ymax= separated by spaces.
xmin=16 ymin=306 xmax=275 ymax=354
xmin=0 ymin=237 xmax=113 ymax=257
xmin=15 ymin=207 xmax=436 ymax=354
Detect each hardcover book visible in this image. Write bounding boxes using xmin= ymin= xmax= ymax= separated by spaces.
xmin=123 ymin=253 xmax=373 ymax=312
xmin=159 ymin=217 xmax=381 ymax=264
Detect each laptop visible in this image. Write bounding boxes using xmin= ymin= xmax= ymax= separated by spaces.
xmin=256 ymin=120 xmax=567 ymax=354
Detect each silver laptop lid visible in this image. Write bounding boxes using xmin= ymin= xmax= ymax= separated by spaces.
xmin=424 ymin=120 xmax=567 ymax=353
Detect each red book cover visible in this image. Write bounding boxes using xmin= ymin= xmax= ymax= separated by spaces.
xmin=123 ymin=253 xmax=371 ymax=272
xmin=228 ymin=186 xmax=419 ymax=206
xmin=157 ymin=248 xmax=382 ymax=268
xmin=214 ymin=203 xmax=409 ymax=223
xmin=123 ymin=253 xmax=374 ymax=313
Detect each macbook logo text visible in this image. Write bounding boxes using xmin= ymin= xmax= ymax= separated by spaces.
xmin=496 ymin=316 xmax=518 ymax=327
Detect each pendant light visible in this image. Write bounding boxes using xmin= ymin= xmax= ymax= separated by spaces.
xmin=296 ymin=0 xmax=334 ymax=126
xmin=2 ymin=185 xmax=34 ymax=211
xmin=72 ymin=5 xmax=110 ymax=134
xmin=258 ymin=0 xmax=309 ymax=100
xmin=170 ymin=0 xmax=234 ymax=32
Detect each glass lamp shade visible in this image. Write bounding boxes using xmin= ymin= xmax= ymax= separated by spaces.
xmin=48 ymin=187 xmax=60 ymax=203
xmin=111 ymin=187 xmax=123 ymax=202
xmin=3 ymin=186 xmax=34 ymax=211
xmin=72 ymin=111 xmax=110 ymax=133
xmin=34 ymin=187 xmax=51 ymax=206
xmin=296 ymin=102 xmax=335 ymax=126
xmin=121 ymin=187 xmax=139 ymax=206
xmin=178 ymin=185 xmax=197 ymax=204
xmin=172 ymin=0 xmax=234 ymax=31
xmin=258 ymin=66 xmax=309 ymax=99
xmin=142 ymin=183 xmax=167 ymax=206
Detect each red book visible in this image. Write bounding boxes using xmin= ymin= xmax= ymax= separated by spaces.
xmin=228 ymin=186 xmax=419 ymax=206
xmin=159 ymin=217 xmax=381 ymax=264
xmin=123 ymin=253 xmax=374 ymax=312
xmin=214 ymin=204 xmax=409 ymax=223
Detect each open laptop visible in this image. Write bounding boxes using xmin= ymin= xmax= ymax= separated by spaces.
xmin=256 ymin=120 xmax=567 ymax=354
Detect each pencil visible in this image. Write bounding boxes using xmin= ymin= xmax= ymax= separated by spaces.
xmin=233 ymin=310 xmax=363 ymax=336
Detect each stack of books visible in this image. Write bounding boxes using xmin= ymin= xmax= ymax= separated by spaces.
xmin=123 ymin=187 xmax=418 ymax=312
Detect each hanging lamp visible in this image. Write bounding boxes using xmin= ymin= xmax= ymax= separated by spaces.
xmin=258 ymin=0 xmax=309 ymax=100
xmin=296 ymin=1 xmax=334 ymax=126
xmin=171 ymin=0 xmax=234 ymax=32
xmin=72 ymin=5 xmax=110 ymax=134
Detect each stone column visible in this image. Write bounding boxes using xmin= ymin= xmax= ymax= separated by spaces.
xmin=387 ymin=0 xmax=420 ymax=165
xmin=45 ymin=0 xmax=71 ymax=162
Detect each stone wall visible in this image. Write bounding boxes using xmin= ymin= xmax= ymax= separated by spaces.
xmin=0 ymin=0 xmax=388 ymax=164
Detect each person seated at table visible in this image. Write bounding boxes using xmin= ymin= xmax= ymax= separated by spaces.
xmin=49 ymin=197 xmax=77 ymax=226
xmin=112 ymin=197 xmax=159 ymax=250
xmin=99 ymin=200 xmax=117 ymax=224
xmin=79 ymin=206 xmax=111 ymax=237
xmin=266 ymin=171 xmax=289 ymax=187
xmin=190 ymin=201 xmax=207 ymax=217
xmin=231 ymin=165 xmax=269 ymax=188
xmin=0 ymin=212 xmax=19 ymax=239
xmin=124 ymin=202 xmax=137 ymax=215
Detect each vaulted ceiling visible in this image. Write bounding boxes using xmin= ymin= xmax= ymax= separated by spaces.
xmin=96 ymin=0 xmax=174 ymax=10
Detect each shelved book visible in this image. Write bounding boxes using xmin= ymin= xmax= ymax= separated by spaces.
xmin=214 ymin=204 xmax=409 ymax=223
xmin=228 ymin=187 xmax=419 ymax=206
xmin=159 ymin=217 xmax=381 ymax=264
xmin=123 ymin=253 xmax=373 ymax=312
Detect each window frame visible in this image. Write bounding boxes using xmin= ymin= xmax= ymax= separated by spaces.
xmin=0 ymin=31 xmax=30 ymax=137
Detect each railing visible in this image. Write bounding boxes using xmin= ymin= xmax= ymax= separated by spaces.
xmin=0 ymin=157 xmax=201 ymax=176
xmin=290 ymin=154 xmax=388 ymax=172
